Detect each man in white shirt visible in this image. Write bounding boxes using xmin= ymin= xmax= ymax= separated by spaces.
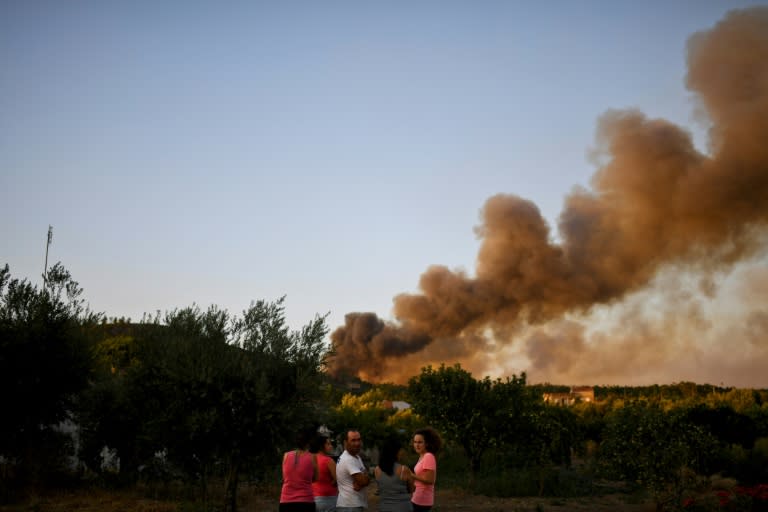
xmin=335 ymin=429 xmax=371 ymax=511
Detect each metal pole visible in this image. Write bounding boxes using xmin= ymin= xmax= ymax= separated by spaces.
xmin=44 ymin=225 xmax=52 ymax=285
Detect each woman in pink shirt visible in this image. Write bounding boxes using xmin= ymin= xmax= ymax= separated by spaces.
xmin=409 ymin=427 xmax=442 ymax=512
xmin=279 ymin=426 xmax=317 ymax=512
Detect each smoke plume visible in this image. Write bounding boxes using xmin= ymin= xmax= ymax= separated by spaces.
xmin=329 ymin=7 xmax=768 ymax=384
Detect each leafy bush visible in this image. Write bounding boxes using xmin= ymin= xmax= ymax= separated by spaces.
xmin=599 ymin=401 xmax=719 ymax=510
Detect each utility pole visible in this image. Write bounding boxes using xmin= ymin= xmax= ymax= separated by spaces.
xmin=44 ymin=225 xmax=53 ymax=285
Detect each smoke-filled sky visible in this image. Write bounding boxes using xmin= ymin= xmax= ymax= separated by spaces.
xmin=3 ymin=1 xmax=767 ymax=387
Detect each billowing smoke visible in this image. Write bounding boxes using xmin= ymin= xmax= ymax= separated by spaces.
xmin=329 ymin=7 xmax=768 ymax=384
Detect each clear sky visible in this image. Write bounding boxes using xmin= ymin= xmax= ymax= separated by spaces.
xmin=3 ymin=1 xmax=767 ymax=386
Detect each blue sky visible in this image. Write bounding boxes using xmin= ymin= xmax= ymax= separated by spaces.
xmin=3 ymin=1 xmax=767 ymax=384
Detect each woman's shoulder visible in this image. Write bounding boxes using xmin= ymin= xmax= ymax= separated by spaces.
xmin=316 ymin=452 xmax=334 ymax=464
xmin=283 ymin=450 xmax=312 ymax=466
xmin=422 ymin=452 xmax=437 ymax=467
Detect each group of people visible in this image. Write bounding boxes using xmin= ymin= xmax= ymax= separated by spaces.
xmin=279 ymin=425 xmax=442 ymax=512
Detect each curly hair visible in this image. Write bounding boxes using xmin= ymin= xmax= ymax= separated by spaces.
xmin=414 ymin=427 xmax=442 ymax=454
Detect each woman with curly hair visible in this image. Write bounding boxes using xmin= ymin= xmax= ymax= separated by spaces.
xmin=409 ymin=427 xmax=442 ymax=512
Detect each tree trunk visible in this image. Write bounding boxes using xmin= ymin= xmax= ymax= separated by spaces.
xmin=223 ymin=458 xmax=240 ymax=512
xmin=468 ymin=452 xmax=483 ymax=489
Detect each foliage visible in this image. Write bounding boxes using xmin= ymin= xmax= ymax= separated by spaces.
xmin=407 ymin=364 xmax=547 ymax=477
xmin=595 ymin=382 xmax=732 ymax=403
xmin=571 ymin=401 xmax=609 ymax=446
xmin=598 ymin=400 xmax=719 ymax=510
xmin=327 ymin=387 xmax=416 ymax=450
xmin=0 ymin=263 xmax=100 ymax=485
xmin=76 ymin=297 xmax=329 ymax=512
xmin=6 ymin=260 xmax=768 ymax=506
xmin=683 ymin=404 xmax=758 ymax=449
xmin=683 ymin=483 xmax=768 ymax=511
xmin=529 ymin=405 xmax=580 ymax=468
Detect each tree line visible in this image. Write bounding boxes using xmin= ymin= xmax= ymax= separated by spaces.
xmin=2 ymin=263 xmax=767 ymax=511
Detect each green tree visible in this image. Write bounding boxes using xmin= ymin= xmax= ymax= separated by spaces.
xmin=77 ymin=298 xmax=328 ymax=512
xmin=0 ymin=263 xmax=99 ymax=485
xmin=407 ymin=364 xmax=533 ymax=476
xmin=599 ymin=401 xmax=718 ymax=511
xmin=328 ymin=388 xmax=409 ymax=451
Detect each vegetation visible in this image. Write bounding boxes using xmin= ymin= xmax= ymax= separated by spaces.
xmin=1 ymin=264 xmax=328 ymax=512
xmin=1 ymin=263 xmax=767 ymax=512
xmin=598 ymin=401 xmax=718 ymax=509
xmin=407 ymin=364 xmax=540 ymax=476
xmin=0 ymin=263 xmax=100 ymax=488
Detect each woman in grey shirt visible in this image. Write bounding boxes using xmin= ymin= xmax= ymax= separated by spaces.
xmin=375 ymin=438 xmax=415 ymax=512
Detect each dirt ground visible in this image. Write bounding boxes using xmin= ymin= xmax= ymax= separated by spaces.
xmin=244 ymin=484 xmax=656 ymax=512
xmin=398 ymin=487 xmax=655 ymax=511
xmin=0 ymin=484 xmax=657 ymax=512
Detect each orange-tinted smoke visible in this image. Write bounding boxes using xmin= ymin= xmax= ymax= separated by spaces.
xmin=328 ymin=7 xmax=768 ymax=382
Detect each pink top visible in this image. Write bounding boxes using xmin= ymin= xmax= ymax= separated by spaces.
xmin=312 ymin=453 xmax=338 ymax=497
xmin=412 ymin=452 xmax=437 ymax=506
xmin=280 ymin=450 xmax=315 ymax=503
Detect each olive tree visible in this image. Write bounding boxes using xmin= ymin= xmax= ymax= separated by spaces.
xmin=0 ymin=263 xmax=98 ymax=485
xmin=78 ymin=297 xmax=328 ymax=512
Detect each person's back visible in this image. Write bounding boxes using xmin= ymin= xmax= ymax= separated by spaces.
xmin=279 ymin=450 xmax=315 ymax=507
xmin=376 ymin=462 xmax=412 ymax=512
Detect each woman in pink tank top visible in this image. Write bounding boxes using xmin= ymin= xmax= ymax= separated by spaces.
xmin=409 ymin=427 xmax=442 ymax=512
xmin=279 ymin=426 xmax=317 ymax=512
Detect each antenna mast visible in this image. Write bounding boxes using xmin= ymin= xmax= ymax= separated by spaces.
xmin=44 ymin=225 xmax=53 ymax=285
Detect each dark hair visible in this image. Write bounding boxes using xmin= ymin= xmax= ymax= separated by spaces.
xmin=295 ymin=424 xmax=318 ymax=449
xmin=343 ymin=429 xmax=361 ymax=443
xmin=378 ymin=437 xmax=404 ymax=476
xmin=309 ymin=433 xmax=330 ymax=454
xmin=414 ymin=427 xmax=442 ymax=454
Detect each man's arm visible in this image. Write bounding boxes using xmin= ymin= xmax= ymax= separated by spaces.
xmin=352 ymin=470 xmax=370 ymax=490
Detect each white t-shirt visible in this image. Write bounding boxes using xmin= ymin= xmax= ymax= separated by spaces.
xmin=335 ymin=450 xmax=368 ymax=508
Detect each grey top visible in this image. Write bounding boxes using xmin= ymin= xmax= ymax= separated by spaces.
xmin=376 ymin=462 xmax=413 ymax=512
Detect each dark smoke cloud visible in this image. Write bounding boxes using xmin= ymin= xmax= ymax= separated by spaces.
xmin=329 ymin=7 xmax=768 ymax=384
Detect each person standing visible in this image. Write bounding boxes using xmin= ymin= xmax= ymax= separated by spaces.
xmin=280 ymin=425 xmax=317 ymax=512
xmin=409 ymin=427 xmax=442 ymax=512
xmin=335 ymin=429 xmax=370 ymax=512
xmin=374 ymin=437 xmax=414 ymax=512
xmin=310 ymin=433 xmax=338 ymax=512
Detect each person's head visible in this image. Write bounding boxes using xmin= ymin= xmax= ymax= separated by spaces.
xmin=295 ymin=424 xmax=318 ymax=450
xmin=309 ymin=433 xmax=333 ymax=455
xmin=343 ymin=429 xmax=363 ymax=456
xmin=413 ymin=427 xmax=442 ymax=456
xmin=378 ymin=437 xmax=406 ymax=476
